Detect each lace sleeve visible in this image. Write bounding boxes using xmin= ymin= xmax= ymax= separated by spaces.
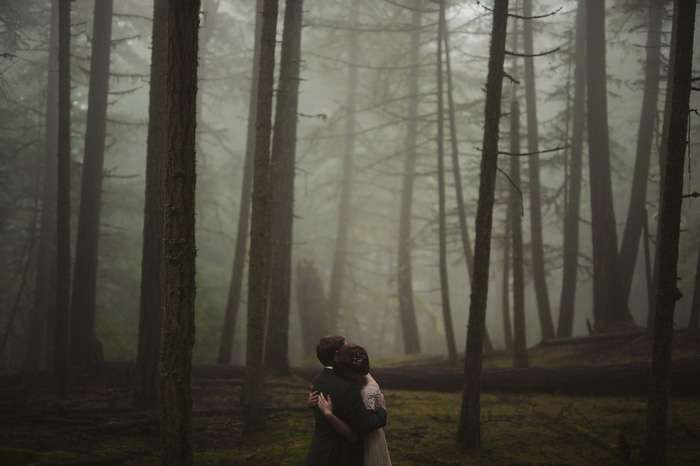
xmin=361 ymin=385 xmax=382 ymax=412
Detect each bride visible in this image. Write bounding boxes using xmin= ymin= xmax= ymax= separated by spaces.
xmin=316 ymin=344 xmax=392 ymax=466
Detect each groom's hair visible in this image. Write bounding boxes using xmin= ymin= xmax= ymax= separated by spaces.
xmin=316 ymin=335 xmax=346 ymax=366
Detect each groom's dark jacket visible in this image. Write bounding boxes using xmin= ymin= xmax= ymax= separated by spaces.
xmin=305 ymin=368 xmax=387 ymax=466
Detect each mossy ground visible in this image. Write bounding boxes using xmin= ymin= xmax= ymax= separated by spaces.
xmin=1 ymin=338 xmax=699 ymax=465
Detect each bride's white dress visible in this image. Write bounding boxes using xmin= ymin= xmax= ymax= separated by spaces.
xmin=361 ymin=384 xmax=392 ymax=466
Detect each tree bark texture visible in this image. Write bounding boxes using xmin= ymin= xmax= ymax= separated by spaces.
xmin=69 ymin=0 xmax=114 ymax=367
xmin=159 ymin=0 xmax=199 ymax=464
xmin=397 ymin=0 xmax=423 ymax=356
xmin=217 ymin=0 xmax=263 ymax=366
xmin=640 ymin=1 xmax=695 ymax=464
xmin=327 ymin=0 xmax=360 ymax=334
xmin=264 ymin=0 xmax=304 ymax=375
xmin=244 ymin=0 xmax=278 ymax=434
xmin=510 ymin=99 xmax=528 ymax=369
xmin=456 ymin=0 xmax=509 ymax=451
xmin=522 ymin=0 xmax=555 ymax=341
xmin=436 ymin=0 xmax=458 ymax=367
xmin=23 ymin=0 xmax=59 ymax=374
xmin=586 ymin=0 xmax=631 ymax=331
xmin=557 ymin=0 xmax=585 ymax=338
xmin=55 ymin=0 xmax=72 ymax=398
xmin=617 ymin=0 xmax=664 ymax=303
xmin=132 ymin=0 xmax=167 ymax=409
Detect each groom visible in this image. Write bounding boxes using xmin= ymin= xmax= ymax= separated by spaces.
xmin=305 ymin=335 xmax=387 ymax=466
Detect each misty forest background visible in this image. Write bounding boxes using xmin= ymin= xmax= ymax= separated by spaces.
xmin=1 ymin=0 xmax=700 ymax=406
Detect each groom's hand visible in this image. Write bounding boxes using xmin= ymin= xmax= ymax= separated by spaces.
xmin=307 ymin=387 xmax=319 ymax=408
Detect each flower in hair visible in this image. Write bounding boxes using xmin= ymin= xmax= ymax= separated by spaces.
xmin=352 ymin=351 xmax=368 ymax=367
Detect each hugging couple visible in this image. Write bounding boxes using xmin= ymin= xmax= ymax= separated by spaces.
xmin=305 ymin=335 xmax=392 ymax=466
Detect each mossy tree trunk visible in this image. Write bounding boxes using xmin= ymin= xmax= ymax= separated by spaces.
xmin=557 ymin=0 xmax=586 ymax=338
xmin=69 ymin=0 xmax=114 ymax=367
xmin=54 ymin=0 xmax=72 ymax=398
xmin=640 ymin=1 xmax=695 ymax=464
xmin=244 ymin=0 xmax=278 ymax=434
xmin=23 ymin=0 xmax=59 ymax=375
xmin=159 ymin=0 xmax=199 ymax=464
xmin=265 ymin=0 xmax=304 ymax=376
xmin=217 ymin=0 xmax=263 ymax=366
xmin=132 ymin=0 xmax=167 ymax=409
xmin=456 ymin=0 xmax=509 ymax=451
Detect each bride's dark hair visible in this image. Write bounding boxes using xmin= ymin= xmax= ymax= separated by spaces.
xmin=332 ymin=343 xmax=370 ymax=376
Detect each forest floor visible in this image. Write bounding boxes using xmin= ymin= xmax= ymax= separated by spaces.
xmin=1 ymin=331 xmax=699 ymax=466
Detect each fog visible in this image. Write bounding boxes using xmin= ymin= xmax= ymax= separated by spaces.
xmin=1 ymin=0 xmax=699 ymax=370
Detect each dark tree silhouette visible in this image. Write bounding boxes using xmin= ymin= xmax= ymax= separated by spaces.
xmin=436 ymin=0 xmax=457 ymax=367
xmin=586 ymin=0 xmax=632 ymax=331
xmin=456 ymin=0 xmax=509 ymax=450
xmin=54 ymin=0 xmax=71 ymax=398
xmin=244 ymin=0 xmax=278 ymax=434
xmin=522 ymin=0 xmax=554 ymax=341
xmin=557 ymin=0 xmax=586 ymax=338
xmin=327 ymin=0 xmax=360 ymax=334
xmin=132 ymin=0 xmax=167 ymax=409
xmin=640 ymin=1 xmax=696 ymax=464
xmin=688 ymin=248 xmax=700 ymax=342
xmin=22 ymin=0 xmax=58 ymax=374
xmin=265 ymin=0 xmax=305 ymax=375
xmin=509 ymin=98 xmax=528 ymax=369
xmin=397 ymin=0 xmax=423 ymax=355
xmin=218 ymin=0 xmax=263 ymax=366
xmin=159 ymin=0 xmax=199 ymax=463
xmin=617 ymin=0 xmax=664 ymax=303
xmin=69 ymin=0 xmax=114 ymax=367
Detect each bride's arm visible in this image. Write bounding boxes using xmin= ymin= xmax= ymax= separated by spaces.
xmin=317 ymin=393 xmax=359 ymax=443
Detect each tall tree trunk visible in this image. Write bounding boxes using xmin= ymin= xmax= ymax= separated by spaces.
xmin=456 ymin=0 xmax=509 ymax=450
xmin=22 ymin=0 xmax=59 ymax=374
xmin=586 ymin=0 xmax=632 ymax=332
xmin=640 ymin=2 xmax=695 ymax=464
xmin=557 ymin=0 xmax=586 ymax=338
xmin=509 ymin=99 xmax=528 ymax=369
xmin=617 ymin=0 xmax=664 ymax=303
xmin=443 ymin=1 xmax=473 ymax=280
xmin=436 ymin=0 xmax=457 ymax=367
xmin=265 ymin=0 xmax=304 ymax=375
xmin=443 ymin=3 xmax=494 ymax=353
xmin=244 ymin=0 xmax=278 ymax=434
xmin=649 ymin=0 xmax=677 ymax=332
xmin=54 ymin=0 xmax=72 ymax=398
xmin=132 ymin=0 xmax=167 ymax=409
xmin=159 ymin=0 xmax=199 ymax=464
xmin=327 ymin=0 xmax=360 ymax=334
xmin=217 ymin=0 xmax=263 ymax=365
xmin=397 ymin=0 xmax=423 ymax=355
xmin=501 ymin=213 xmax=513 ymax=351
xmin=522 ymin=0 xmax=554 ymax=340
xmin=69 ymin=0 xmax=114 ymax=367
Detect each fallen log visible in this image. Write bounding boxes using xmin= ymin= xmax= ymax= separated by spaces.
xmin=363 ymin=357 xmax=700 ymax=396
